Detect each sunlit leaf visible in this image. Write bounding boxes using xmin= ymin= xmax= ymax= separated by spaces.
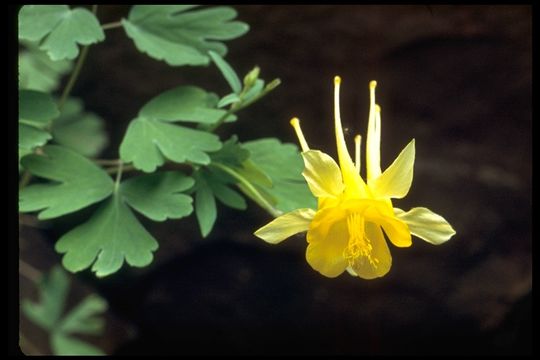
xmin=18 ymin=5 xmax=105 ymax=61
xmin=55 ymin=193 xmax=159 ymax=277
xmin=122 ymin=5 xmax=248 ymax=66
xmin=19 ymin=145 xmax=114 ymax=219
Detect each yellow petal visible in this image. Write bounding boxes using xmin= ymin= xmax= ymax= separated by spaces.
xmin=368 ymin=206 xmax=411 ymax=248
xmin=350 ymin=222 xmax=392 ymax=279
xmin=366 ymin=81 xmax=381 ymax=182
xmin=301 ymin=150 xmax=344 ymax=198
xmin=333 ymin=76 xmax=369 ymax=197
xmin=394 ymin=207 xmax=456 ymax=245
xmin=254 ymin=208 xmax=315 ymax=244
xmin=305 ymin=207 xmax=348 ymax=278
xmin=371 ymin=139 xmax=415 ymax=199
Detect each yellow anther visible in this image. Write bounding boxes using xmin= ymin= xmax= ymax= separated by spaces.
xmin=334 ymin=76 xmax=341 ymax=85
xmin=369 ymin=80 xmax=377 ymax=89
xmin=290 ymin=117 xmax=310 ymax=152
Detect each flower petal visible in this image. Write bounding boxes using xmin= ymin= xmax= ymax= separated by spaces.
xmin=368 ymin=206 xmax=411 ymax=248
xmin=350 ymin=222 xmax=392 ymax=279
xmin=254 ymin=208 xmax=315 ymax=244
xmin=366 ymin=82 xmax=381 ymax=182
xmin=306 ymin=208 xmax=348 ymax=278
xmin=301 ymin=150 xmax=344 ymax=198
xmin=371 ymin=139 xmax=415 ymax=199
xmin=334 ymin=76 xmax=369 ymax=198
xmin=394 ymin=207 xmax=456 ymax=245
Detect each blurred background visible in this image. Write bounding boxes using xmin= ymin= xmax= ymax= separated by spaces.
xmin=19 ymin=5 xmax=531 ymax=355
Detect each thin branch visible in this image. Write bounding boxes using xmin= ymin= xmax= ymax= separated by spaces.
xmin=101 ymin=21 xmax=123 ymax=30
xmin=19 ymin=260 xmax=42 ymax=284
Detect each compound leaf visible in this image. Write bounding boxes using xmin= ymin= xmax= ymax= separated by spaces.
xmin=122 ymin=5 xmax=248 ymax=66
xmin=19 ymin=145 xmax=114 ymax=219
xmin=55 ymin=194 xmax=159 ymax=277
xmin=121 ymin=171 xmax=195 ymax=221
xmin=18 ymin=5 xmax=105 ymax=61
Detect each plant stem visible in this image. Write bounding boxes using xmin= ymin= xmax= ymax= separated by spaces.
xmin=210 ymin=162 xmax=281 ymax=217
xmin=94 ymin=158 xmax=121 ymax=166
xmin=19 ymin=170 xmax=32 ymax=190
xmin=102 ymin=21 xmax=123 ymax=30
xmin=57 ymin=5 xmax=98 ymax=111
xmin=106 ymin=164 xmax=136 ymax=175
xmin=57 ymin=45 xmax=90 ymax=111
xmin=19 ymin=260 xmax=41 ymax=283
xmin=114 ymin=161 xmax=124 ymax=189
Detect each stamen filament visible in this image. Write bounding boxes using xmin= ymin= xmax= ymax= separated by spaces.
xmin=290 ymin=117 xmax=310 ymax=152
xmin=354 ymin=135 xmax=362 ymax=173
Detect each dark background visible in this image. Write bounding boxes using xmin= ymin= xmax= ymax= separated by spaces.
xmin=19 ymin=5 xmax=532 ymax=355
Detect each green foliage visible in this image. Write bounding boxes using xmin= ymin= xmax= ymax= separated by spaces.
xmin=19 ymin=145 xmax=114 ymax=219
xmin=209 ymin=50 xmax=242 ymax=93
xmin=120 ymin=116 xmax=222 ymax=172
xmin=140 ymin=86 xmax=232 ymax=124
xmin=51 ymin=98 xmax=108 ymax=157
xmin=22 ymin=266 xmax=107 ymax=355
xmin=18 ymin=5 xmax=105 ymax=61
xmin=55 ymin=194 xmax=159 ymax=277
xmin=122 ymin=5 xmax=249 ymax=66
xmin=121 ymin=171 xmax=194 ymax=221
xmin=19 ymin=89 xmax=59 ymax=127
xmin=19 ymin=41 xmax=73 ymax=92
xmin=243 ymin=138 xmax=317 ymax=213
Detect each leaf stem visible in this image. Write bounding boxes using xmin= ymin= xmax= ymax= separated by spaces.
xmin=57 ymin=45 xmax=90 ymax=111
xmin=94 ymin=158 xmax=121 ymax=166
xmin=210 ymin=162 xmax=281 ymax=217
xmin=106 ymin=164 xmax=136 ymax=175
xmin=114 ymin=161 xmax=124 ymax=189
xmin=101 ymin=21 xmax=123 ymax=30
xmin=56 ymin=5 xmax=98 ymax=111
xmin=19 ymin=260 xmax=41 ymax=283
xmin=207 ymin=78 xmax=281 ymax=133
xmin=19 ymin=170 xmax=33 ymax=190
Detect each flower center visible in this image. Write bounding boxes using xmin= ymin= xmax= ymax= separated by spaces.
xmin=343 ymin=212 xmax=379 ymax=268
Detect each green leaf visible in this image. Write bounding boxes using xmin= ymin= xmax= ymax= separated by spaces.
xmin=217 ymin=93 xmax=240 ymax=108
xmin=51 ymin=98 xmax=108 ymax=157
xmin=243 ymin=138 xmax=316 ymax=213
xmin=208 ymin=50 xmax=241 ymax=93
xmin=19 ymin=123 xmax=51 ymax=158
xmin=57 ymin=294 xmax=107 ymax=336
xmin=51 ymin=333 xmax=105 ymax=356
xmin=121 ymin=171 xmax=195 ymax=221
xmin=22 ymin=266 xmax=69 ymax=331
xmin=119 ymin=116 xmax=222 ymax=172
xmin=19 ymin=41 xmax=73 ymax=91
xmin=193 ymin=171 xmax=217 ymax=237
xmin=55 ymin=194 xmax=159 ymax=277
xmin=19 ymin=89 xmax=59 ymax=127
xmin=19 ymin=145 xmax=114 ymax=219
xmin=18 ymin=5 xmax=105 ymax=61
xmin=243 ymin=79 xmax=265 ymax=103
xmin=122 ymin=5 xmax=249 ymax=66
xmin=209 ymin=135 xmax=249 ymax=167
xmin=140 ymin=86 xmax=229 ymax=124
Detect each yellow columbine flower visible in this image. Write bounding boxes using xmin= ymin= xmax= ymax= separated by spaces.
xmin=254 ymin=76 xmax=456 ymax=279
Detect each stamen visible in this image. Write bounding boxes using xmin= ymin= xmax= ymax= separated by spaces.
xmin=290 ymin=117 xmax=310 ymax=152
xmin=354 ymin=135 xmax=362 ymax=173
xmin=366 ymin=80 xmax=381 ymax=181
xmin=343 ymin=213 xmax=379 ymax=268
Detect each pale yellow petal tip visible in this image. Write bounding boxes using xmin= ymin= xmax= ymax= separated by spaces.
xmin=290 ymin=117 xmax=300 ymax=127
xmin=369 ymin=80 xmax=377 ymax=89
xmin=334 ymin=76 xmax=341 ymax=85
